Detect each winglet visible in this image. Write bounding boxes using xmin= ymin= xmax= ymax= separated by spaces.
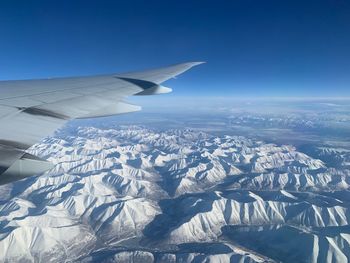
xmin=116 ymin=61 xmax=205 ymax=85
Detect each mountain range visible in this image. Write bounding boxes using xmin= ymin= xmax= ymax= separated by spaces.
xmin=0 ymin=126 xmax=349 ymax=262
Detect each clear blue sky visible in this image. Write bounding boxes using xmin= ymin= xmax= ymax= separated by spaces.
xmin=0 ymin=0 xmax=349 ymax=97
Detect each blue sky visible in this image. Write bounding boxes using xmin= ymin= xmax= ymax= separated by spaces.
xmin=0 ymin=0 xmax=349 ymax=97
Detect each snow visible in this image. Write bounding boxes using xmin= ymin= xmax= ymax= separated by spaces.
xmin=0 ymin=126 xmax=349 ymax=262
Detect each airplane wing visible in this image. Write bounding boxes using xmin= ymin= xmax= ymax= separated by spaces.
xmin=0 ymin=62 xmax=203 ymax=185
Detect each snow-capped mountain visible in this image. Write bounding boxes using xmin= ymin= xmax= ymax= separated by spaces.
xmin=0 ymin=125 xmax=349 ymax=262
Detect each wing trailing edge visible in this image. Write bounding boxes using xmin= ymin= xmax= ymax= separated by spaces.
xmin=0 ymin=153 xmax=54 ymax=185
xmin=78 ymin=101 xmax=141 ymax=119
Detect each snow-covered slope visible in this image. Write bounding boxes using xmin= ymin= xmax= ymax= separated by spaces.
xmin=0 ymin=126 xmax=349 ymax=262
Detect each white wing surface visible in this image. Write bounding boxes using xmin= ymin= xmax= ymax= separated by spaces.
xmin=0 ymin=62 xmax=203 ymax=184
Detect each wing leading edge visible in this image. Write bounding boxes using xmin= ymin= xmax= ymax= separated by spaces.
xmin=0 ymin=62 xmax=204 ymax=185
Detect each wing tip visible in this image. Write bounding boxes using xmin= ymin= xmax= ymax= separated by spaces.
xmin=184 ymin=61 xmax=206 ymax=68
xmin=170 ymin=61 xmax=205 ymax=76
xmin=190 ymin=61 xmax=206 ymax=65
